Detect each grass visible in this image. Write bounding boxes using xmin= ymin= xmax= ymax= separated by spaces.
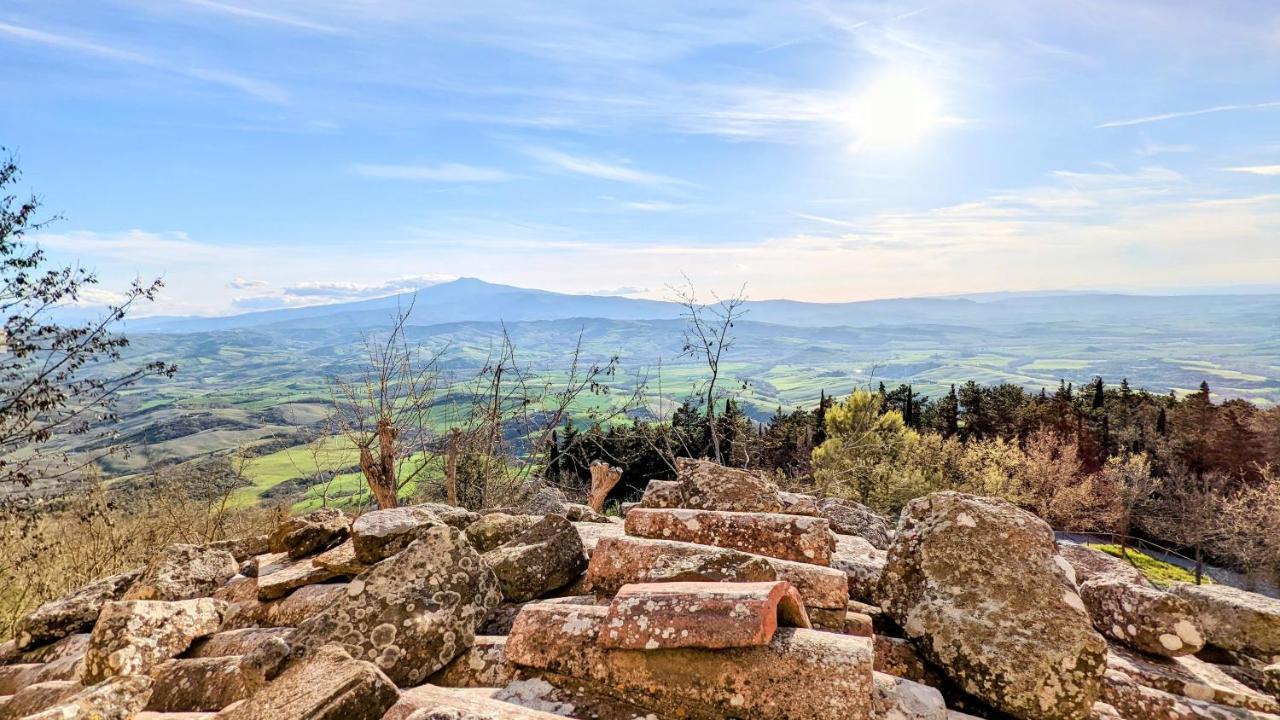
xmin=1088 ymin=543 xmax=1213 ymax=588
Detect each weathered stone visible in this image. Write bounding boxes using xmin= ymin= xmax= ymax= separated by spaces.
xmin=483 ymin=515 xmax=587 ymax=603
xmin=779 ymin=491 xmax=820 ymax=516
xmin=1057 ymin=543 xmax=1150 ymax=587
xmin=429 ymin=636 xmax=516 ymax=688
xmin=385 ymin=684 xmax=567 ymax=720
xmin=463 ymin=513 xmax=541 ymax=554
xmin=0 ymin=680 xmax=80 ymax=718
xmin=571 ymin=520 xmax=624 ymax=558
xmin=873 ymin=635 xmax=947 ymax=687
xmin=675 ymin=457 xmax=786 ymax=513
xmin=625 ymin=508 xmax=835 ymax=565
xmin=311 ymin=541 xmax=369 ymax=576
xmin=1080 ymin=576 xmax=1204 ymax=656
xmin=564 ymin=502 xmax=611 ymax=523
xmin=217 ymin=577 xmax=346 ymax=630
xmin=290 ymin=524 xmax=502 ymax=686
xmin=248 ymin=552 xmax=291 ymax=578
xmin=83 ymin=599 xmax=227 ymax=684
xmin=845 ymin=611 xmax=875 ymax=637
xmin=599 ymin=581 xmax=810 ymax=650
xmin=0 ymin=653 xmax=82 ymax=694
xmin=878 ymin=491 xmax=1107 ymax=720
xmin=205 ymin=535 xmax=271 ymax=563
xmin=351 ymin=506 xmax=442 ymax=564
xmin=186 ymin=627 xmax=294 ymax=659
xmin=817 ymin=497 xmax=894 ymax=550
xmin=16 ymin=569 xmax=142 ymax=650
xmin=505 ymin=602 xmax=874 ymax=720
xmin=637 ymin=479 xmax=683 ymax=509
xmin=21 ymin=675 xmax=152 ymax=720
xmin=1100 ymin=668 xmax=1279 ymax=720
xmin=522 ymin=487 xmax=570 ymax=516
xmin=16 ymin=633 xmax=90 ymax=666
xmin=584 ymin=535 xmax=777 ymax=595
xmin=872 ymin=672 xmax=948 ymax=720
xmin=255 ymin=558 xmax=341 ymax=601
xmin=123 ymin=544 xmax=238 ymax=602
xmin=1107 ymin=644 xmax=1280 ymax=714
xmin=146 ymin=656 xmax=250 ymax=712
xmin=269 ymin=508 xmax=349 ymax=559
xmin=237 ymin=635 xmax=290 ymax=692
xmin=213 ymin=644 xmax=398 ymax=720
xmin=412 ymin=503 xmax=480 ymax=530
xmin=1172 ymin=583 xmax=1280 ymax=657
xmin=833 ymin=534 xmax=888 ymax=603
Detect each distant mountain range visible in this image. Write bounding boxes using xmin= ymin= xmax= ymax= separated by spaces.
xmin=127 ymin=277 xmax=1280 ymax=336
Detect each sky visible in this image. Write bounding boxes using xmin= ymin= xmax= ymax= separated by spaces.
xmin=2 ymin=0 xmax=1279 ymax=316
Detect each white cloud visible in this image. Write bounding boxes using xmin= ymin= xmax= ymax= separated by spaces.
xmin=351 ymin=163 xmax=515 ymax=182
xmin=523 ymin=147 xmax=691 ymax=189
xmin=179 ymin=0 xmax=339 ymax=34
xmin=1097 ymin=101 xmax=1280 ymax=129
xmin=36 ymin=229 xmax=223 ymax=262
xmin=0 ymin=20 xmax=288 ymax=103
xmin=282 ymin=274 xmax=455 ymax=300
xmin=1223 ymin=165 xmax=1280 ymax=176
xmin=228 ymin=277 xmax=269 ymax=289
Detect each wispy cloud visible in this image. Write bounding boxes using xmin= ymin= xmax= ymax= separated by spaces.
xmin=281 ymin=274 xmax=454 ymax=300
xmin=0 ymin=20 xmax=288 ymax=103
xmin=179 ymin=0 xmax=339 ymax=34
xmin=1098 ymin=101 xmax=1280 ymax=129
xmin=523 ymin=147 xmax=691 ymax=188
xmin=1223 ymin=165 xmax=1280 ymax=176
xmin=352 ymin=163 xmax=516 ymax=182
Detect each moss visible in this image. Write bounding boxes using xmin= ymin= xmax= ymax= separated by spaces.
xmin=1087 ymin=543 xmax=1213 ymax=588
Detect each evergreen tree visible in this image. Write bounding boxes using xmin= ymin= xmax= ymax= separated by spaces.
xmin=1092 ymin=377 xmax=1105 ymax=410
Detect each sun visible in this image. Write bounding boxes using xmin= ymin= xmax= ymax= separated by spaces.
xmin=848 ymin=70 xmax=946 ymax=152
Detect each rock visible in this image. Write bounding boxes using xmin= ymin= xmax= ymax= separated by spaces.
xmin=205 ymin=535 xmax=272 ymax=563
xmin=0 ymin=654 xmax=82 ymax=694
xmin=351 ymin=506 xmax=443 ymax=564
xmin=247 ymin=552 xmax=289 ymax=578
xmin=16 ymin=569 xmax=141 ymax=650
xmin=146 ymin=656 xmax=251 ymax=712
xmin=83 ymin=598 xmax=228 ymax=684
xmin=676 ymin=457 xmax=786 ymax=513
xmin=412 ymin=503 xmax=480 ymax=530
xmin=1172 ymin=583 xmax=1280 ymax=658
xmin=599 ymin=581 xmax=810 ymax=650
xmin=186 ymin=628 xmax=294 ymax=658
xmin=833 ymin=534 xmax=887 ymax=603
xmin=779 ymin=491 xmax=820 ymax=516
xmin=844 ymin=611 xmax=875 ymax=637
xmin=583 ymin=535 xmax=777 ymax=596
xmin=1100 ymin=668 xmax=1277 ymax=720
xmin=625 ymin=508 xmax=836 ymax=565
xmin=289 ymin=524 xmax=502 ymax=686
xmin=255 ymin=558 xmax=341 ymax=601
xmin=872 ymin=672 xmax=948 ymax=720
xmin=269 ymin=508 xmax=349 ymax=559
xmin=0 ymin=680 xmax=80 ymax=718
xmin=505 ymin=602 xmax=875 ymax=720
xmin=214 ymin=644 xmax=398 ymax=720
xmin=1079 ymin=576 xmax=1204 ymax=656
xmin=522 ymin=487 xmax=570 ymax=516
xmin=21 ymin=675 xmax=152 ymax=720
xmin=1107 ymin=645 xmax=1279 ymax=714
xmin=463 ymin=513 xmax=541 ymax=554
xmin=311 ymin=541 xmax=369 ymax=576
xmin=873 ymin=635 xmax=947 ymax=687
xmin=816 ymin=497 xmax=894 ymax=550
xmin=571 ymin=520 xmax=624 ymax=558
xmin=564 ymin=503 xmax=611 ymax=523
xmin=123 ymin=544 xmax=238 ymax=602
xmin=237 ymin=636 xmax=291 ymax=692
xmin=1057 ymin=543 xmax=1150 ymax=587
xmin=877 ymin=491 xmax=1107 ymax=720
xmin=385 ymin=684 xmax=568 ymax=720
xmin=482 ymin=515 xmax=587 ymax=602
xmin=429 ymin=636 xmax=516 ymax=688
xmin=16 ymin=633 xmax=91 ymax=665
xmin=637 ymin=479 xmax=683 ymax=509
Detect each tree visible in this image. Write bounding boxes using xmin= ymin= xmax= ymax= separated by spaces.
xmin=670 ymin=277 xmax=748 ymax=464
xmin=0 ymin=152 xmax=175 ymax=486
xmin=811 ymin=390 xmax=917 ymax=506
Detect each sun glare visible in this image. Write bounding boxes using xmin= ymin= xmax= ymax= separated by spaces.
xmin=848 ymin=70 xmax=945 ymax=152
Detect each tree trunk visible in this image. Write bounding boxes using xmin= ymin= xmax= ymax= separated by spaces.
xmin=445 ymin=428 xmax=460 ymax=507
xmin=358 ymin=419 xmax=400 ymax=510
xmin=587 ymin=461 xmax=623 ymax=513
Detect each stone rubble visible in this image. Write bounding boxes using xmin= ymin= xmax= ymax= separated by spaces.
xmin=3 ymin=459 xmax=1278 ymax=720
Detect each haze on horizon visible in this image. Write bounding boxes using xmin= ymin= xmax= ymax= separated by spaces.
xmin=2 ymin=1 xmax=1279 ymax=316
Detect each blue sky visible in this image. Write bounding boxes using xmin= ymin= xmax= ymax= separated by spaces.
xmin=2 ymin=1 xmax=1279 ymax=315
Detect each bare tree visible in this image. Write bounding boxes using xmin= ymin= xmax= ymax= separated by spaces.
xmin=329 ymin=298 xmax=444 ymax=509
xmin=1140 ymin=466 xmax=1231 ymax=584
xmin=0 ymin=152 xmax=175 ymax=486
xmin=669 ymin=276 xmax=748 ymax=464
